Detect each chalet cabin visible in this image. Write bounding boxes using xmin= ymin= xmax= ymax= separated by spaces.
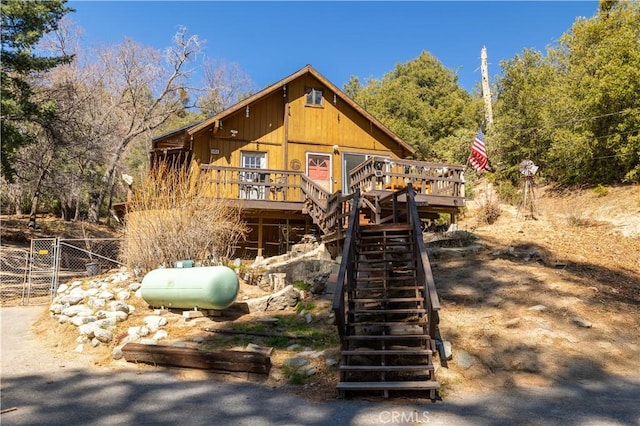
xmin=151 ymin=65 xmax=465 ymax=258
xmin=152 ymin=65 xmax=460 ymax=396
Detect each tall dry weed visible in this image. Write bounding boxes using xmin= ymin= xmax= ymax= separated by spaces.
xmin=122 ymin=163 xmax=248 ymax=272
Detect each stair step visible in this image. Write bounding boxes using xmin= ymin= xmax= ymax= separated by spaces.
xmin=356 ymin=266 xmax=416 ymax=273
xmin=355 ymin=276 xmax=417 ymax=282
xmin=351 ymin=308 xmax=426 ymax=314
xmin=350 ymin=297 xmax=422 ymax=303
xmin=339 ymin=365 xmax=434 ymax=372
xmin=345 ymin=335 xmax=428 ymax=341
xmin=350 ymin=321 xmax=427 ymax=327
xmin=359 ymin=223 xmax=413 ymax=232
xmin=336 ymin=380 xmax=439 ymax=391
xmin=341 ymin=349 xmax=432 ymax=356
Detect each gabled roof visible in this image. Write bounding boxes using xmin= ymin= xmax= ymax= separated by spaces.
xmin=187 ymin=65 xmax=415 ymax=155
xmin=152 ymin=120 xmax=204 ymax=143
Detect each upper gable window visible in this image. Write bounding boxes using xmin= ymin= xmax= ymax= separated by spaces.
xmin=305 ymin=87 xmax=323 ymax=107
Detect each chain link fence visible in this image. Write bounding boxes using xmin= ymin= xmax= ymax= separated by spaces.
xmin=1 ymin=238 xmax=123 ymax=305
xmin=0 ymin=247 xmax=30 ymax=301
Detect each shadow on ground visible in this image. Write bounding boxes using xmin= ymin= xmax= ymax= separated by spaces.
xmin=1 ymin=366 xmax=638 ymax=425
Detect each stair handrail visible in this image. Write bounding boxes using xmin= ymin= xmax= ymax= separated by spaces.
xmin=331 ymin=188 xmax=361 ymax=341
xmin=405 ymin=183 xmax=441 ymax=340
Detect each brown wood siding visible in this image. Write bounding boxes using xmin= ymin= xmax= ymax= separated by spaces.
xmin=190 ymin=72 xmax=407 ymax=186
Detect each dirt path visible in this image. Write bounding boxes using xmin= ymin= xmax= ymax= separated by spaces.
xmin=435 ymin=184 xmax=640 ymax=395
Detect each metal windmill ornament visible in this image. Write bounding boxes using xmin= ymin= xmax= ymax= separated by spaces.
xmin=519 ymin=160 xmax=538 ymax=219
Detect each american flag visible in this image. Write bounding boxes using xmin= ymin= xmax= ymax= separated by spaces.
xmin=469 ymin=128 xmax=488 ymax=173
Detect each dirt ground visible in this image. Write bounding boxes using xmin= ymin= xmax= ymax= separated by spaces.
xmin=2 ymin=183 xmax=639 ymax=401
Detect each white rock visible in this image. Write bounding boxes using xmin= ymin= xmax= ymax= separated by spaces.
xmin=50 ymin=304 xmax=64 ymax=314
xmin=57 ymin=315 xmax=71 ymax=324
xmin=62 ymin=305 xmax=93 ymax=317
xmin=95 ymin=318 xmax=117 ymax=329
xmin=78 ymin=323 xmax=99 ymax=338
xmin=91 ymin=338 xmax=101 ymax=347
xmin=87 ymin=298 xmax=107 ymax=309
xmin=85 ymin=288 xmax=99 ymax=297
xmin=109 ymin=301 xmax=130 ymax=313
xmin=60 ymin=295 xmax=85 ymax=306
xmin=76 ymin=336 xmax=89 ymax=344
xmin=73 ymin=344 xmax=84 ymax=353
xmin=70 ymin=316 xmax=97 ymax=326
xmin=144 ymin=315 xmax=168 ymax=331
xmin=128 ymin=326 xmax=142 ymax=338
xmin=112 ymin=345 xmax=124 ymax=360
xmin=56 ymin=284 xmax=69 ymax=294
xmin=94 ymin=328 xmax=113 ymax=343
xmin=152 ymin=330 xmax=168 ymax=340
xmin=98 ymin=291 xmax=114 ymax=300
xmin=128 ymin=282 xmax=141 ymax=291
xmin=117 ymin=291 xmax=131 ymax=301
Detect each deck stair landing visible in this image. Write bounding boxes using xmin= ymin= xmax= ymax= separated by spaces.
xmin=337 ymin=223 xmax=439 ymax=399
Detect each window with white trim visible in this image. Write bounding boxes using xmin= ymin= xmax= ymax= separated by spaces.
xmin=305 ymin=87 xmax=323 ymax=106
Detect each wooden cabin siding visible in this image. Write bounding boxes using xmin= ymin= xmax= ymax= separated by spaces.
xmin=190 ymin=72 xmax=408 ymax=189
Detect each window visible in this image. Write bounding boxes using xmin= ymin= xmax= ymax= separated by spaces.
xmin=305 ymin=87 xmax=323 ymax=106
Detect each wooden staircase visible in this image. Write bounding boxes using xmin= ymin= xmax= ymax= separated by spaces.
xmin=337 ymin=223 xmax=439 ymax=399
xmin=332 ymin=185 xmax=445 ymax=400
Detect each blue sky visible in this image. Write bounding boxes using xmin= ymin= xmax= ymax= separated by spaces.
xmin=68 ymin=1 xmax=599 ymax=94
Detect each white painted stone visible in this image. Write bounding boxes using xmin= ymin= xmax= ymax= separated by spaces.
xmin=70 ymin=316 xmax=97 ymax=326
xmin=109 ymin=301 xmax=130 ymax=313
xmin=95 ymin=318 xmax=117 ymax=328
xmin=98 ymin=291 xmax=114 ymax=300
xmin=78 ymin=323 xmax=99 ymax=338
xmin=152 ymin=330 xmax=168 ymax=340
xmin=62 ymin=305 xmax=93 ymax=317
xmin=94 ymin=328 xmax=113 ymax=343
xmin=87 ymin=298 xmax=107 ymax=309
xmin=116 ymin=291 xmax=131 ymax=301
xmin=50 ymin=304 xmax=64 ymax=314
xmin=144 ymin=315 xmax=168 ymax=331
xmin=128 ymin=282 xmax=141 ymax=291
xmin=112 ymin=345 xmax=124 ymax=360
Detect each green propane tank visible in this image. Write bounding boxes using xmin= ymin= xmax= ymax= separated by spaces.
xmin=141 ymin=266 xmax=239 ymax=310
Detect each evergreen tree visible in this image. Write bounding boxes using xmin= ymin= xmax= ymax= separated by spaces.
xmin=1 ymin=0 xmax=74 ymax=179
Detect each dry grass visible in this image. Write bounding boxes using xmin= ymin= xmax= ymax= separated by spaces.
xmin=122 ymin=163 xmax=248 ymax=273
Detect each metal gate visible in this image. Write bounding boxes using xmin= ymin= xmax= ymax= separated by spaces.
xmin=1 ymin=238 xmax=123 ymax=305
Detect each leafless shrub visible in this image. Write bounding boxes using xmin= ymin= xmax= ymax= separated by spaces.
xmin=477 ymin=193 xmax=502 ymax=225
xmin=122 ymin=163 xmax=248 ymax=273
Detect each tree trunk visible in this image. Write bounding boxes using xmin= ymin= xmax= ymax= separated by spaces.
xmin=88 ymin=143 xmax=127 ymax=223
xmin=28 ymin=168 xmax=48 ymax=229
xmin=74 ymin=196 xmax=80 ymax=221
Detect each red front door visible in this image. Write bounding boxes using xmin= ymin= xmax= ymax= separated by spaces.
xmin=307 ymin=153 xmax=331 ymax=191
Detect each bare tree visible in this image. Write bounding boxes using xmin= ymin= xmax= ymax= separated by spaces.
xmin=197 ymin=58 xmax=253 ymax=116
xmin=85 ymin=27 xmax=202 ymax=223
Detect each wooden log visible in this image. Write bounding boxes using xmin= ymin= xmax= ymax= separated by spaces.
xmin=122 ymin=343 xmax=270 ymax=374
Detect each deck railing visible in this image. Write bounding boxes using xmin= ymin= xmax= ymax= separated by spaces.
xmin=198 ymin=165 xmax=305 ymax=202
xmin=349 ymin=156 xmax=465 ymax=199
